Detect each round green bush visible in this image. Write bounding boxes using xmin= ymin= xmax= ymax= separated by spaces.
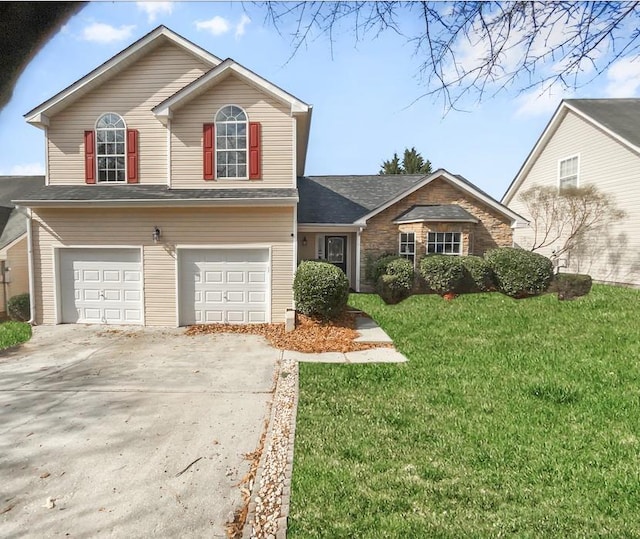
xmin=7 ymin=293 xmax=30 ymax=322
xmin=419 ymin=255 xmax=465 ymax=294
xmin=484 ymin=247 xmax=553 ymax=298
xmin=376 ymin=257 xmax=414 ymax=304
xmin=366 ymin=253 xmax=402 ymax=284
xmin=461 ymin=255 xmax=495 ymax=292
xmin=293 ymin=261 xmax=349 ymax=319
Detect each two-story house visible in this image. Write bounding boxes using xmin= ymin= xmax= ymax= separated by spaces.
xmin=503 ymin=99 xmax=640 ymax=287
xmin=18 ymin=26 xmax=523 ymax=326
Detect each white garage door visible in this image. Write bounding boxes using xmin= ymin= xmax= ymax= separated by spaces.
xmin=179 ymin=248 xmax=269 ymax=325
xmin=59 ymin=248 xmax=143 ymax=324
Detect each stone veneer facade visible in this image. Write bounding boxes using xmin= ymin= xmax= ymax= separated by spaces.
xmin=360 ymin=177 xmax=513 ymax=290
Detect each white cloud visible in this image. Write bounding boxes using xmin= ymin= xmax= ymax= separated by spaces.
xmin=515 ymin=81 xmax=571 ymax=117
xmin=235 ymin=14 xmax=251 ymax=38
xmin=1 ymin=163 xmax=45 ymax=176
xmin=136 ymin=2 xmax=173 ymax=23
xmin=605 ymin=57 xmax=640 ymax=98
xmin=195 ymin=16 xmax=230 ymax=36
xmin=81 ymin=23 xmax=136 ymax=44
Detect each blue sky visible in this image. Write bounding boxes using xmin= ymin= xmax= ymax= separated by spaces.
xmin=0 ymin=2 xmax=636 ymax=199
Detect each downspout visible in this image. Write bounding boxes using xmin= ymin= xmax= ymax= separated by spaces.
xmin=26 ymin=207 xmax=36 ymax=325
xmin=355 ymin=227 xmax=363 ymax=292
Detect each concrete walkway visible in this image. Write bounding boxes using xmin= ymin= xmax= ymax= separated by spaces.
xmin=283 ymin=315 xmax=407 ymax=364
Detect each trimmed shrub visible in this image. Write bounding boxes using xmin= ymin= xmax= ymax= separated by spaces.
xmin=484 ymin=247 xmax=553 ymax=298
xmin=376 ymin=257 xmax=414 ymax=304
xmin=419 ymin=255 xmax=465 ymax=294
xmin=366 ymin=253 xmax=401 ymax=285
xmin=293 ymin=261 xmax=349 ymax=319
xmin=461 ymin=255 xmax=495 ymax=292
xmin=549 ymin=273 xmax=593 ymax=300
xmin=7 ymin=293 xmax=30 ymax=322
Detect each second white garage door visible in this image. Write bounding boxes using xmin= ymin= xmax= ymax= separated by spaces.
xmin=58 ymin=248 xmax=143 ymax=325
xmin=179 ymin=248 xmax=270 ymax=325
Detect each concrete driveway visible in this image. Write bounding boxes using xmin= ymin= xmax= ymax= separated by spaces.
xmin=0 ymin=325 xmax=279 ymax=538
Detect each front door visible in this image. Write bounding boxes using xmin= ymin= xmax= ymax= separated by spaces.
xmin=325 ymin=235 xmax=347 ymax=273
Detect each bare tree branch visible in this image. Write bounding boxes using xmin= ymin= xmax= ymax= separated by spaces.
xmin=257 ymin=1 xmax=640 ymax=109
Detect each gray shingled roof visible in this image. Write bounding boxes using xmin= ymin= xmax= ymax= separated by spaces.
xmin=0 ymin=175 xmax=45 ymax=249
xmin=14 ymin=185 xmax=298 ymax=204
xmin=393 ymin=204 xmax=479 ymax=223
xmin=566 ymin=98 xmax=640 ymax=148
xmin=297 ymin=174 xmax=426 ymax=224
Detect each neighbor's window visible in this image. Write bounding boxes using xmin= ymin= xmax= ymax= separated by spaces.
xmin=559 ymin=156 xmax=579 ymax=190
xmin=399 ymin=232 xmax=416 ymax=264
xmin=96 ymin=113 xmax=126 ymax=182
xmin=215 ymin=105 xmax=248 ymax=179
xmin=427 ymin=232 xmax=461 ymax=255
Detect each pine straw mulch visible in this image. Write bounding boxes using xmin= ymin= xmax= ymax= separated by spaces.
xmin=185 ymin=310 xmax=391 ymax=353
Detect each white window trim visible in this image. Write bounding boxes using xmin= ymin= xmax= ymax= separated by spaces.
xmin=557 ymin=154 xmax=580 ymax=190
xmin=95 ymin=112 xmax=127 ymax=183
xmin=214 ymin=104 xmax=249 ymax=180
xmin=398 ymin=231 xmax=416 ymax=267
xmin=426 ymin=231 xmax=462 ymax=256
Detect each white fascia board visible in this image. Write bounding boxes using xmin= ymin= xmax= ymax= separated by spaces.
xmin=25 ymin=26 xmax=220 ymax=124
xmin=153 ymin=61 xmax=310 ymax=118
xmin=14 ymin=197 xmax=298 ymax=209
xmin=297 ymin=223 xmax=362 ymax=232
xmin=502 ymin=102 xmax=568 ymax=204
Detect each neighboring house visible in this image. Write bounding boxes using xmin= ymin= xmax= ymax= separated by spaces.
xmin=503 ymin=99 xmax=640 ymax=287
xmin=17 ymin=26 xmax=521 ymax=327
xmin=0 ymin=176 xmax=45 ymax=313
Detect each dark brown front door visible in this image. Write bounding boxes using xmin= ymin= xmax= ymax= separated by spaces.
xmin=325 ymin=235 xmax=347 ymax=273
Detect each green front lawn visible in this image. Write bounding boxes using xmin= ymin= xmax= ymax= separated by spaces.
xmin=0 ymin=321 xmax=31 ymax=350
xmin=288 ymin=285 xmax=640 ymax=537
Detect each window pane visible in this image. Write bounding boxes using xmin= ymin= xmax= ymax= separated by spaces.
xmin=228 ymin=152 xmax=237 ymax=165
xmin=217 ymin=152 xmax=227 ymax=165
xmin=238 ymin=165 xmax=246 ymax=177
xmin=237 ymin=136 xmax=246 ymax=149
xmin=217 ymin=136 xmax=226 ymax=150
xmin=238 ymin=151 xmax=247 ymax=164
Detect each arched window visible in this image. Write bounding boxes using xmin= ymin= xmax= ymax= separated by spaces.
xmin=96 ymin=113 xmax=126 ymax=182
xmin=215 ymin=105 xmax=247 ymax=179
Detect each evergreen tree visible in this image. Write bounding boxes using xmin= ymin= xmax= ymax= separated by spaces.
xmin=379 ymin=153 xmax=402 ymax=175
xmin=379 ymin=147 xmax=432 ymax=175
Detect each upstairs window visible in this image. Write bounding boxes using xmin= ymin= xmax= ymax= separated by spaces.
xmin=96 ymin=113 xmax=126 ymax=182
xmin=215 ymin=105 xmax=248 ymax=179
xmin=558 ymin=155 xmax=579 ymax=190
xmin=427 ymin=232 xmax=461 ymax=255
xmin=84 ymin=114 xmax=137 ymax=184
xmin=399 ymin=232 xmax=416 ymax=265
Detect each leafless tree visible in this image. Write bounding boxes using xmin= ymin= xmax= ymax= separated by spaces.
xmin=258 ymin=1 xmax=640 ymax=109
xmin=518 ymin=185 xmax=625 ymax=258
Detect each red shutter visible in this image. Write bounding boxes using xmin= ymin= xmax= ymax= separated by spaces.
xmin=84 ymin=130 xmax=96 ymax=184
xmin=126 ymin=129 xmax=139 ymax=184
xmin=203 ymin=123 xmax=215 ymax=180
xmin=249 ymin=122 xmax=261 ymax=180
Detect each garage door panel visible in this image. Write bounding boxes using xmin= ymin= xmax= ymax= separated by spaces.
xmin=180 ymin=249 xmax=269 ymax=325
xmin=83 ymin=270 xmax=100 ymax=282
xmin=59 ymin=249 xmax=143 ymax=325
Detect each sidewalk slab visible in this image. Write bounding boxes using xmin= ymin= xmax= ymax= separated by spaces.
xmin=346 ymin=348 xmax=407 ymax=363
xmin=353 ymin=316 xmax=393 ymax=344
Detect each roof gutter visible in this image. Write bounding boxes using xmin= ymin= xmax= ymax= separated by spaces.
xmin=13 ymin=197 xmax=299 ymax=209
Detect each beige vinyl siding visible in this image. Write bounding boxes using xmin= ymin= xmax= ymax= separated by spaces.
xmin=509 ymin=110 xmax=640 ymax=286
xmin=171 ymin=74 xmax=294 ymax=188
xmin=31 ymin=206 xmax=295 ymax=325
xmin=47 ymin=43 xmax=209 ymax=186
xmin=0 ymin=236 xmax=29 ymax=310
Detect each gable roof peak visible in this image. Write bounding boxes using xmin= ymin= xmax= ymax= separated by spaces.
xmin=25 ymin=25 xmax=221 ymax=126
